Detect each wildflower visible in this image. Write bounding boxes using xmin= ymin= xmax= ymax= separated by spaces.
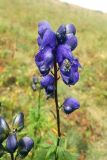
xmin=17 ymin=136 xmax=34 ymax=158
xmin=60 ymin=58 xmax=80 ymax=85
xmin=12 ymin=112 xmax=24 ymax=132
xmin=63 ymin=97 xmax=80 ymax=114
xmin=6 ymin=133 xmax=17 ymax=153
xmin=40 ymin=74 xmax=55 ymax=96
xmin=0 ymin=116 xmax=10 ymax=143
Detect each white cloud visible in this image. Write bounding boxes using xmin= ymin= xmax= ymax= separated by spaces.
xmin=60 ymin=0 xmax=107 ymax=12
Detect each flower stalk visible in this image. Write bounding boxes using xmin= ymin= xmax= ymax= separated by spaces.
xmin=11 ymin=153 xmax=14 ymax=160
xmin=54 ymin=52 xmax=61 ymax=159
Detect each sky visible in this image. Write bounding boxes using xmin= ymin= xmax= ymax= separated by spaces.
xmin=60 ymin=0 xmax=107 ymax=13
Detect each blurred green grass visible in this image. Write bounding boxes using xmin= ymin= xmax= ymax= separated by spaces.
xmin=0 ymin=0 xmax=107 ymax=159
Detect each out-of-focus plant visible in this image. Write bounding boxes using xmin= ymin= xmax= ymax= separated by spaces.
xmin=0 ymin=113 xmax=34 ymax=160
xmin=33 ymin=21 xmax=81 ymax=160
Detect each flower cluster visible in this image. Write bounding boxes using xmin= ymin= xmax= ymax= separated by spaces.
xmin=35 ymin=21 xmax=80 ymax=114
xmin=0 ymin=113 xmax=34 ymax=159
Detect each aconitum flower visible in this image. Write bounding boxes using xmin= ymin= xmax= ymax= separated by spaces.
xmin=66 ymin=23 xmax=76 ymax=35
xmin=56 ymin=44 xmax=73 ymax=65
xmin=17 ymin=136 xmax=34 ymax=158
xmin=60 ymin=58 xmax=80 ymax=85
xmin=35 ymin=47 xmax=54 ymax=76
xmin=40 ymin=74 xmax=55 ymax=96
xmin=6 ymin=133 xmax=17 ymax=153
xmin=0 ymin=116 xmax=10 ymax=143
xmin=63 ymin=97 xmax=80 ymax=114
xmin=12 ymin=112 xmax=24 ymax=132
xmin=38 ymin=21 xmax=51 ymax=38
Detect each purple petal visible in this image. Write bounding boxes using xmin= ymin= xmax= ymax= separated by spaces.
xmin=41 ymin=29 xmax=56 ymax=49
xmin=66 ymin=24 xmax=76 ymax=35
xmin=18 ymin=136 xmax=34 ymax=158
xmin=66 ymin=34 xmax=78 ymax=51
xmin=6 ymin=134 xmax=17 ymax=153
xmin=63 ymin=97 xmax=80 ymax=114
xmin=57 ymin=44 xmax=73 ymax=65
xmin=38 ymin=21 xmax=51 ymax=38
xmin=0 ymin=116 xmax=10 ymax=143
xmin=12 ymin=112 xmax=24 ymax=132
xmin=37 ymin=36 xmax=42 ymax=47
xmin=40 ymin=74 xmax=54 ymax=88
xmin=56 ymin=24 xmax=66 ymax=44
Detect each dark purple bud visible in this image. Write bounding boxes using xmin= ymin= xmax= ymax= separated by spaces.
xmin=66 ymin=24 xmax=76 ymax=35
xmin=0 ymin=116 xmax=10 ymax=143
xmin=12 ymin=112 xmax=24 ymax=132
xmin=66 ymin=34 xmax=78 ymax=51
xmin=6 ymin=133 xmax=17 ymax=153
xmin=17 ymin=136 xmax=34 ymax=158
xmin=63 ymin=97 xmax=80 ymax=114
xmin=56 ymin=24 xmax=66 ymax=44
xmin=0 ymin=144 xmax=5 ymax=158
xmin=40 ymin=74 xmax=54 ymax=88
xmin=38 ymin=21 xmax=51 ymax=38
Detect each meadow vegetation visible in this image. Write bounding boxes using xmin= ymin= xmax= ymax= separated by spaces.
xmin=0 ymin=0 xmax=107 ymax=159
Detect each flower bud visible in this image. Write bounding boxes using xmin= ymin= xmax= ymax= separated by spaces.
xmin=12 ymin=112 xmax=24 ymax=132
xmin=66 ymin=24 xmax=76 ymax=35
xmin=17 ymin=136 xmax=34 ymax=158
xmin=56 ymin=24 xmax=66 ymax=44
xmin=6 ymin=133 xmax=17 ymax=153
xmin=63 ymin=97 xmax=80 ymax=114
xmin=0 ymin=116 xmax=10 ymax=143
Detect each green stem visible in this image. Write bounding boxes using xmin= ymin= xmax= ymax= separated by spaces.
xmin=38 ymin=89 xmax=41 ymax=119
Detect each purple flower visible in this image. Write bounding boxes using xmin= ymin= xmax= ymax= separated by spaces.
xmin=40 ymin=74 xmax=55 ymax=96
xmin=12 ymin=112 xmax=24 ymax=132
xmin=38 ymin=21 xmax=51 ymax=38
xmin=66 ymin=34 xmax=78 ymax=51
xmin=40 ymin=29 xmax=56 ymax=50
xmin=40 ymin=74 xmax=54 ymax=88
xmin=60 ymin=58 xmax=80 ymax=85
xmin=17 ymin=136 xmax=34 ymax=158
xmin=56 ymin=44 xmax=73 ymax=65
xmin=66 ymin=24 xmax=76 ymax=35
xmin=63 ymin=97 xmax=80 ymax=114
xmin=0 ymin=116 xmax=10 ymax=143
xmin=6 ymin=133 xmax=17 ymax=153
xmin=56 ymin=24 xmax=66 ymax=44
xmin=35 ymin=47 xmax=54 ymax=76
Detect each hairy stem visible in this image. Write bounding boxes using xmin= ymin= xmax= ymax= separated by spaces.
xmin=54 ymin=53 xmax=61 ymax=159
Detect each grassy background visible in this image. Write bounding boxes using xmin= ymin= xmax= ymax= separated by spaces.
xmin=0 ymin=0 xmax=107 ymax=159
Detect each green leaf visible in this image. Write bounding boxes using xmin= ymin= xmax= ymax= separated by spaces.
xmin=45 ymin=145 xmax=56 ymax=160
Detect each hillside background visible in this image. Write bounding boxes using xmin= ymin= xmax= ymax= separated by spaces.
xmin=0 ymin=0 xmax=107 ymax=160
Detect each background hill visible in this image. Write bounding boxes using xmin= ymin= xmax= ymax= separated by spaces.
xmin=0 ymin=0 xmax=107 ymax=160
